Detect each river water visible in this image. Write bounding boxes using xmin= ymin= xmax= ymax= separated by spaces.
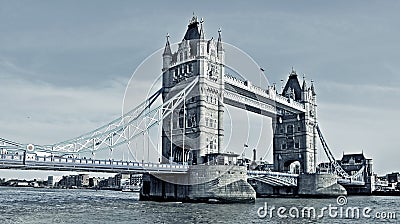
xmin=0 ymin=187 xmax=398 ymax=223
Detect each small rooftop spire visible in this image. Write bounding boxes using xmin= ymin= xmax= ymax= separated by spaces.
xmin=189 ymin=12 xmax=198 ymax=25
xmin=289 ymin=67 xmax=297 ymax=77
xmin=311 ymin=80 xmax=316 ymax=96
xmin=199 ymin=17 xmax=204 ymax=39
xmin=163 ymin=33 xmax=172 ymax=56
xmin=302 ymin=74 xmax=307 ymax=90
xmin=217 ymin=28 xmax=223 ymax=52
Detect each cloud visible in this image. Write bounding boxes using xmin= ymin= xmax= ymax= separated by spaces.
xmin=0 ymin=72 xmax=126 ymax=144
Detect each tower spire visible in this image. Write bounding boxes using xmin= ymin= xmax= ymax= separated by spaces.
xmin=302 ymin=74 xmax=307 ymax=90
xmin=311 ymin=80 xmax=316 ymax=96
xmin=199 ymin=18 xmax=204 ymax=39
xmin=217 ymin=28 xmax=224 ymax=63
xmin=217 ymin=28 xmax=223 ymax=51
xmin=163 ymin=33 xmax=172 ymax=56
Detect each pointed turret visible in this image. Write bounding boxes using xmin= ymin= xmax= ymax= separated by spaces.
xmin=199 ymin=18 xmax=205 ymax=40
xmin=217 ymin=28 xmax=223 ymax=52
xmin=162 ymin=33 xmax=172 ymax=71
xmin=311 ymin=81 xmax=316 ymax=96
xmin=302 ymin=78 xmax=307 ymax=91
xmin=301 ymin=77 xmax=308 ymax=102
xmin=163 ymin=33 xmax=172 ymax=56
xmin=217 ymin=28 xmax=224 ymax=64
xmin=197 ymin=17 xmax=207 ymax=57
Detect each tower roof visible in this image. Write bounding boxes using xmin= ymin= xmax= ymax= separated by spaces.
xmin=282 ymin=68 xmax=302 ymax=101
xmin=183 ymin=15 xmax=200 ymax=40
xmin=163 ymin=33 xmax=172 ymax=56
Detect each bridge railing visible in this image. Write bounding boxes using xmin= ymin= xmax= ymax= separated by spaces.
xmin=247 ymin=170 xmax=298 ymax=186
xmin=247 ymin=170 xmax=299 ymax=177
xmin=0 ymin=153 xmax=188 ymax=172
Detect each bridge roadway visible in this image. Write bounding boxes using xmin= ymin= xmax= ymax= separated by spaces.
xmin=0 ymin=154 xmax=188 ymax=174
xmin=247 ymin=170 xmax=365 ymax=186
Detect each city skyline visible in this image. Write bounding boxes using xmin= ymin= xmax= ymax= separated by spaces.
xmin=0 ymin=1 xmax=399 ymax=178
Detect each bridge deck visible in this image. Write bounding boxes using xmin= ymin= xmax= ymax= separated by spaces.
xmin=0 ymin=155 xmax=188 ymax=174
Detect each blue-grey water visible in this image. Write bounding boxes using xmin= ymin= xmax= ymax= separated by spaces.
xmin=0 ymin=186 xmax=398 ymax=223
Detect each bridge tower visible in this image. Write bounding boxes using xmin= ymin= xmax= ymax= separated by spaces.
xmin=161 ymin=15 xmax=225 ymax=165
xmin=273 ymin=69 xmax=317 ymax=174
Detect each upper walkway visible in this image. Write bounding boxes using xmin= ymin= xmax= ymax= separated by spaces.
xmin=223 ymin=74 xmax=306 ymax=116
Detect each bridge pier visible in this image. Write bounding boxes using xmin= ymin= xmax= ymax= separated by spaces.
xmin=297 ymin=173 xmax=347 ymax=197
xmin=140 ymin=165 xmax=256 ymax=203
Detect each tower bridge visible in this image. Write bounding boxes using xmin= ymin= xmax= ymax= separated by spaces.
xmin=0 ymin=15 xmax=373 ymax=201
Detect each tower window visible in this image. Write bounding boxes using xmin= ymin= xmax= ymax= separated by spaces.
xmin=187 ymin=115 xmax=192 ymax=127
xmin=281 ymin=144 xmax=287 ymax=150
xmin=178 ymin=109 xmax=184 ymax=128
xmin=287 ymin=125 xmax=293 ymax=135
xmin=295 ymin=141 xmax=300 ymax=149
xmin=180 ymin=53 xmax=183 ymax=61
xmin=191 ymin=116 xmax=196 ymax=127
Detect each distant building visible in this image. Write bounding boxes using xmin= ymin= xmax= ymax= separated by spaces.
xmin=130 ymin=174 xmax=142 ymax=187
xmin=115 ymin=174 xmax=130 ymax=188
xmin=77 ymin=174 xmax=89 ymax=187
xmin=89 ymin=177 xmax=102 ymax=188
xmin=387 ymin=172 xmax=400 ymax=183
xmin=57 ymin=174 xmax=90 ymax=188
xmin=47 ymin=176 xmax=62 ymax=187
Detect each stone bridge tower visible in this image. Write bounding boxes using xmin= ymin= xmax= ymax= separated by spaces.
xmin=273 ymin=69 xmax=317 ymax=174
xmin=161 ymin=15 xmax=225 ymax=165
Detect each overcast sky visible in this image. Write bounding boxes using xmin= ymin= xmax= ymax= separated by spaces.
xmin=0 ymin=0 xmax=399 ymax=179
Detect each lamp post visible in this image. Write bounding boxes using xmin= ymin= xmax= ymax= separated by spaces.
xmin=242 ymin=143 xmax=248 ymax=165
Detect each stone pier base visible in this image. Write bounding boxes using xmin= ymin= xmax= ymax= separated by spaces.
xmin=140 ymin=165 xmax=256 ymax=203
xmin=298 ymin=173 xmax=347 ymax=197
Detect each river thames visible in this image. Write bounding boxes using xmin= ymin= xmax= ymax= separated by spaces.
xmin=0 ymin=187 xmax=398 ymax=223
